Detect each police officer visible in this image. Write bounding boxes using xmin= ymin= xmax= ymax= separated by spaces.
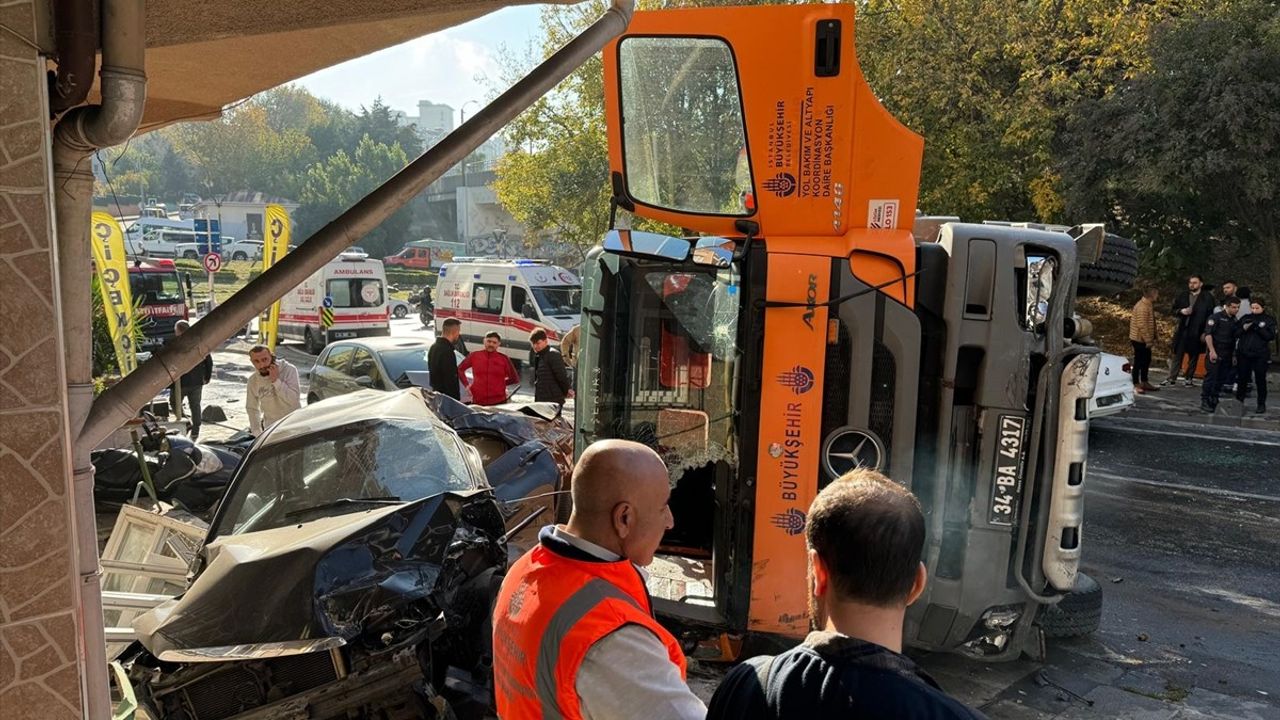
xmin=1235 ymin=298 xmax=1275 ymax=415
xmin=1200 ymin=297 xmax=1241 ymax=413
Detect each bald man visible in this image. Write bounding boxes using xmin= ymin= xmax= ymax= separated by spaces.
xmin=492 ymin=440 xmax=704 ymax=720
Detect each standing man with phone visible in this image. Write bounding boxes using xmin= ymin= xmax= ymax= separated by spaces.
xmin=246 ymin=345 xmax=301 ymax=434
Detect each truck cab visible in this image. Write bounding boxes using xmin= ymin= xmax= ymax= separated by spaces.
xmin=575 ymin=4 xmax=1107 ymax=661
xmin=127 ymin=258 xmax=189 ymax=351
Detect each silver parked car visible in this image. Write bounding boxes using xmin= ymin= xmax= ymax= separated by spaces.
xmin=309 ymin=336 xmax=475 ymax=403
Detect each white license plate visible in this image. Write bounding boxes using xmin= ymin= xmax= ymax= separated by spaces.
xmin=988 ymin=414 xmax=1027 ymax=526
xmin=329 ymin=330 xmax=356 ymax=339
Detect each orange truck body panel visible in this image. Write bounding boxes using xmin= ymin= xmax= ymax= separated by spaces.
xmin=603 ymin=4 xmax=926 ymax=637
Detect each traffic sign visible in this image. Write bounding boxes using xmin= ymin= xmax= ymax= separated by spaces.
xmin=322 ymin=295 xmax=334 ymax=308
xmin=203 ymin=253 xmax=223 ymax=273
xmin=320 ymin=306 xmax=335 ymax=329
xmin=193 ymin=218 xmax=222 ymax=255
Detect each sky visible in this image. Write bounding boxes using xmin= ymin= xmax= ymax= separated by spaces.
xmin=295 ymin=5 xmax=546 ymax=126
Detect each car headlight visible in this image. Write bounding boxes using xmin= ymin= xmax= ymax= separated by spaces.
xmin=1025 ymin=255 xmax=1057 ymax=330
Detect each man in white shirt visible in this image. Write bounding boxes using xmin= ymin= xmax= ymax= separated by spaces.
xmin=492 ymin=440 xmax=705 ymax=720
xmin=245 ymin=345 xmax=301 ymax=435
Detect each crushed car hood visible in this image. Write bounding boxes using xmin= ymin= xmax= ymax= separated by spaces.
xmin=134 ymin=490 xmax=505 ymax=661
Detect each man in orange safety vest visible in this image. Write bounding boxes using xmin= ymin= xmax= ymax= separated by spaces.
xmin=492 ymin=439 xmax=706 ymax=720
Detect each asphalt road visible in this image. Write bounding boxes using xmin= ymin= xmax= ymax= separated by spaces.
xmin=917 ymin=417 xmax=1280 ymax=718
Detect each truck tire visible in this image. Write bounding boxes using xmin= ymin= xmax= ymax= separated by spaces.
xmin=1077 ymin=233 xmax=1138 ymax=297
xmin=1036 ymin=573 xmax=1103 ymax=638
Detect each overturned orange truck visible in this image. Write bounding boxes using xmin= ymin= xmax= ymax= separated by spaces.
xmin=576 ymin=3 xmax=1108 ymax=661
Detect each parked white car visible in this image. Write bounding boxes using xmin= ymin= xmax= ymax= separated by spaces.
xmin=1088 ymin=352 xmax=1136 ymax=418
xmin=174 ymin=237 xmax=259 ymax=261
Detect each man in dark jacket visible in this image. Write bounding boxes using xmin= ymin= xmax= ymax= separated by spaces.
xmin=530 ymin=328 xmax=572 ymax=405
xmin=1235 ymin=298 xmax=1275 ymax=414
xmin=428 ymin=318 xmax=462 ymax=401
xmin=1200 ymin=297 xmax=1241 ymax=413
xmin=706 ymin=469 xmax=986 ymax=720
xmin=168 ymin=320 xmax=213 ymax=439
xmin=1164 ymin=274 xmax=1216 ymax=387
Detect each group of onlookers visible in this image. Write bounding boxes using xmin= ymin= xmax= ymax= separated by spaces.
xmin=1130 ymin=276 xmax=1275 ymax=414
xmin=427 ymin=317 xmax=576 ymax=407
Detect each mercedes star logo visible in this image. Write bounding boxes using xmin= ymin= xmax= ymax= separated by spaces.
xmin=821 ymin=428 xmax=885 ymax=478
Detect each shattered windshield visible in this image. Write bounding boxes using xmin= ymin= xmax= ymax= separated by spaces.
xmin=531 ymin=286 xmax=581 ymax=317
xmin=578 ymin=255 xmax=741 ymax=484
xmin=213 ymin=419 xmax=474 ymax=538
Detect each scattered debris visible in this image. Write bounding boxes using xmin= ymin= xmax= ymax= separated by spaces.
xmin=1110 ymin=576 xmax=1124 ymax=583
xmin=1137 ymin=633 xmax=1150 ymax=642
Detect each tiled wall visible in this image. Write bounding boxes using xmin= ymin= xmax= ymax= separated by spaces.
xmin=0 ymin=0 xmax=87 ymax=717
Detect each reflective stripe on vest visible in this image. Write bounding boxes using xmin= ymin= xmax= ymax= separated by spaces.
xmin=493 ymin=543 xmax=688 ymax=720
xmin=536 ymin=578 xmax=643 ymax=719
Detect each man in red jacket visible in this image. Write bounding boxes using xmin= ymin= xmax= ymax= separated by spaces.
xmin=458 ymin=331 xmax=520 ymax=405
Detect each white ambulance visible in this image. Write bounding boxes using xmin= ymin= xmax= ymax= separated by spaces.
xmin=434 ymin=258 xmax=581 ymax=367
xmin=279 ymin=252 xmax=391 ymax=353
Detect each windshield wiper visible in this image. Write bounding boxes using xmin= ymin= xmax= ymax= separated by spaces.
xmin=283 ymin=496 xmax=402 ymax=519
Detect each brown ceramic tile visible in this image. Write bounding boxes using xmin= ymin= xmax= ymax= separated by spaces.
xmin=0 ymin=262 xmax=54 ymax=353
xmin=6 ymin=193 xmax=50 ymax=251
xmin=31 ymin=440 xmax=69 ymax=499
xmin=7 ymin=255 xmax=53 ymax=312
xmin=1 ymin=338 xmax=60 ymax=408
xmin=0 ymin=383 xmax=21 ymax=410
xmin=0 ymin=453 xmax=42 ymax=529
xmin=0 ymin=218 xmax=34 ymax=256
xmin=0 ymin=196 xmax=17 ymax=226
xmin=0 ymin=156 xmax=47 ymax=191
xmin=0 ymin=3 xmax=37 ymax=46
xmin=0 ymin=613 xmax=83 ymax=719
xmin=0 ymin=411 xmax=61 ymax=455
xmin=0 ymin=499 xmax=73 ymax=624
xmin=0 ymin=59 xmax=41 ymax=129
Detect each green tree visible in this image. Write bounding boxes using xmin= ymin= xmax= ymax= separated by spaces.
xmin=492 ymin=0 xmax=766 ymax=253
xmin=295 ymin=135 xmax=414 ymax=258
xmin=170 ymin=103 xmax=317 ymax=199
xmin=358 ymin=97 xmax=424 ymax=157
xmin=854 ymin=0 xmax=1202 ymax=223
xmin=1060 ymin=0 xmax=1280 ymax=302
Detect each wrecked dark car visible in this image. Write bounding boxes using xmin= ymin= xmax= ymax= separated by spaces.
xmin=117 ymin=388 xmax=573 ymax=720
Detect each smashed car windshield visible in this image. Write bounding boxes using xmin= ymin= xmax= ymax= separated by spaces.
xmin=213 ymin=419 xmax=474 ymax=537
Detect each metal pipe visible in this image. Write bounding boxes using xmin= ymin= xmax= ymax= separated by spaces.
xmin=51 ymin=0 xmax=147 ymax=717
xmin=48 ymin=0 xmax=98 ymax=114
xmin=80 ymin=0 xmax=635 ymax=452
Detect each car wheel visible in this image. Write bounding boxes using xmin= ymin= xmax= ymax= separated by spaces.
xmin=183 ymin=251 xmax=198 ymax=260
xmin=1036 ymin=573 xmax=1103 ymax=638
xmin=307 ymin=393 xmax=320 ymax=405
xmin=393 ymin=304 xmax=408 ymax=319
xmin=1077 ymin=234 xmax=1138 ymax=297
xmin=232 ymin=251 xmax=248 ymax=261
xmin=304 ymin=327 xmax=323 ymax=355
